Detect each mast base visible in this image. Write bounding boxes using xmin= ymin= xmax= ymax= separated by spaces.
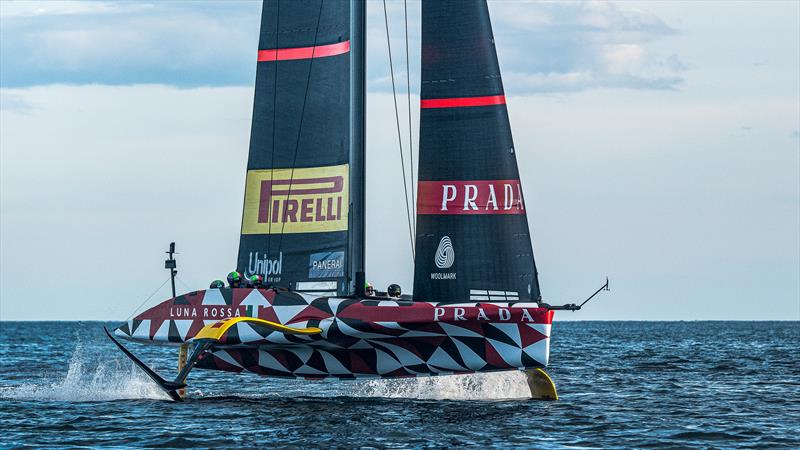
xmin=524 ymin=368 xmax=558 ymax=401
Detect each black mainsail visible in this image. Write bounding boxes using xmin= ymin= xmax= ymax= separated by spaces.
xmin=413 ymin=0 xmax=540 ymax=302
xmin=237 ymin=0 xmax=365 ymax=295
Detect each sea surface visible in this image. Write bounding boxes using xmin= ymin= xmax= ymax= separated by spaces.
xmin=1 ymin=321 xmax=798 ymax=449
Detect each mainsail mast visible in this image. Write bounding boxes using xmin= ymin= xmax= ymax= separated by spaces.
xmin=349 ymin=0 xmax=367 ymax=295
xmin=236 ymin=0 xmax=366 ymax=296
xmin=413 ymin=0 xmax=541 ymax=302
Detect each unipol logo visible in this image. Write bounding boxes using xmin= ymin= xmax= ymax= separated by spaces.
xmin=247 ymin=252 xmax=283 ymax=282
xmin=435 ymin=236 xmax=455 ymax=269
xmin=417 ymin=180 xmax=525 ymax=215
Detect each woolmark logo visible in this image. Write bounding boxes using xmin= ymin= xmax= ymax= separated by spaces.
xmin=435 ymin=236 xmax=455 ymax=269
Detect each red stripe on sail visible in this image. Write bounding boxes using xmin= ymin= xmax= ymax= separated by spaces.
xmin=257 ymin=40 xmax=350 ymax=62
xmin=420 ymin=95 xmax=506 ymax=109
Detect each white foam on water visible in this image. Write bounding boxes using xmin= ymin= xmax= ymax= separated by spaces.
xmin=350 ymin=371 xmax=532 ymax=400
xmin=0 ymin=344 xmax=169 ymax=402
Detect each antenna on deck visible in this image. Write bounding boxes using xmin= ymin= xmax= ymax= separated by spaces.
xmin=165 ymin=242 xmax=177 ymax=299
xmin=577 ymin=277 xmax=609 ymax=309
xmin=542 ymin=277 xmax=610 ymax=311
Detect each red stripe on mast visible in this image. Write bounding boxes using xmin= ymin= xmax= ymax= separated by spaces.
xmin=257 ymin=40 xmax=350 ymax=62
xmin=420 ymin=95 xmax=506 ymax=109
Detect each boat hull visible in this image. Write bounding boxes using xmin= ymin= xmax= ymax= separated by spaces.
xmin=114 ymin=288 xmax=553 ymax=379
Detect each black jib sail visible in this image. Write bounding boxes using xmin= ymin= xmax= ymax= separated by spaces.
xmin=237 ymin=0 xmax=365 ymax=295
xmin=413 ymin=0 xmax=540 ymax=303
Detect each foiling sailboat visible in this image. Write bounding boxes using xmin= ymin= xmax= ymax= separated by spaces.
xmin=107 ymin=0 xmax=608 ymax=402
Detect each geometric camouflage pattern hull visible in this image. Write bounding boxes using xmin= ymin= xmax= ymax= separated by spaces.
xmin=114 ymin=288 xmax=554 ymax=379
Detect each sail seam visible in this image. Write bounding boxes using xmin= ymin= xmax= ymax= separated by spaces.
xmin=265 ymin=0 xmax=281 ymax=259
xmin=275 ymin=0 xmax=327 ymax=265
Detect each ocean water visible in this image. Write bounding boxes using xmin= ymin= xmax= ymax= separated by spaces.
xmin=1 ymin=321 xmax=798 ymax=448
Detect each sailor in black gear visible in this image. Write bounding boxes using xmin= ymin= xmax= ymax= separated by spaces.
xmin=249 ymin=274 xmax=265 ymax=289
xmin=227 ymin=271 xmax=243 ymax=288
xmin=387 ymin=284 xmax=402 ymax=298
xmin=209 ymin=280 xmax=225 ymax=289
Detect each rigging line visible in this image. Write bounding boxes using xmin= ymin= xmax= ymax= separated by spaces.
xmin=175 ymin=275 xmax=192 ymax=293
xmin=266 ymin=0 xmax=281 ymax=259
xmin=403 ymin=0 xmax=416 ymax=234
xmin=383 ymin=0 xmax=416 ymax=259
xmin=275 ymin=0 xmax=326 ymax=260
xmin=125 ymin=276 xmax=172 ymax=322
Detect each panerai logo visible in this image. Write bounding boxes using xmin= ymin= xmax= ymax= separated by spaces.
xmin=247 ymin=251 xmax=283 ymax=281
xmin=308 ymin=251 xmax=345 ymax=278
xmin=431 ymin=236 xmax=456 ymax=280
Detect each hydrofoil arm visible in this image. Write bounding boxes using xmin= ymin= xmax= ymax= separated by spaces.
xmin=104 ymin=318 xmax=322 ymax=401
xmin=104 ymin=327 xmax=187 ymax=402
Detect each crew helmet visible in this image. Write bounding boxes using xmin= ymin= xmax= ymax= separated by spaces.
xmin=365 ymin=282 xmax=375 ymax=296
xmin=226 ymin=271 xmax=243 ymax=287
xmin=387 ymin=284 xmax=401 ymax=297
xmin=209 ymin=279 xmax=225 ymax=289
xmin=249 ymin=274 xmax=264 ymax=288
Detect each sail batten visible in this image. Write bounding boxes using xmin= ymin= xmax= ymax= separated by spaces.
xmin=413 ymin=0 xmax=540 ymax=303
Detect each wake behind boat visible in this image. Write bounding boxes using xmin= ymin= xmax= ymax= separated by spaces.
xmin=108 ymin=0 xmax=607 ymax=402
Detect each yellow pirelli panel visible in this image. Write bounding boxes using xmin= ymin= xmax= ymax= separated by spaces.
xmin=241 ymin=164 xmax=349 ymax=235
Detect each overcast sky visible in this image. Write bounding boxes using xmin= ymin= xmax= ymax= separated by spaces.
xmin=1 ymin=1 xmax=798 ymax=321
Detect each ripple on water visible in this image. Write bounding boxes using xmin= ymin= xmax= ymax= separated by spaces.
xmin=0 ymin=344 xmax=168 ymax=402
xmin=0 ymin=321 xmax=798 ymax=448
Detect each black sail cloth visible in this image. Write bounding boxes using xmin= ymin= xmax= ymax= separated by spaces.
xmin=237 ymin=0 xmax=356 ymax=294
xmin=413 ymin=0 xmax=541 ymax=303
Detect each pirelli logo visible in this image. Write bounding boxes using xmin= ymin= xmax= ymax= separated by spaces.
xmin=242 ymin=164 xmax=349 ymax=234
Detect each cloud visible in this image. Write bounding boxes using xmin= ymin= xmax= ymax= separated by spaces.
xmin=0 ymin=1 xmax=149 ymax=18
xmin=0 ymin=90 xmax=34 ymax=113
xmin=503 ymin=70 xmax=681 ymax=94
xmin=487 ymin=1 xmax=686 ymax=93
xmin=2 ymin=0 xmax=684 ymax=94
xmin=366 ymin=1 xmax=686 ymax=94
xmin=0 ymin=1 xmax=260 ymax=87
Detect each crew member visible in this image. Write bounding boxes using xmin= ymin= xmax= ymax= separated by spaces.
xmin=365 ymin=282 xmax=375 ymax=296
xmin=227 ymin=271 xmax=243 ymax=288
xmin=209 ymin=280 xmax=225 ymax=289
xmin=387 ymin=284 xmax=401 ymax=298
xmin=249 ymin=274 xmax=265 ymax=289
